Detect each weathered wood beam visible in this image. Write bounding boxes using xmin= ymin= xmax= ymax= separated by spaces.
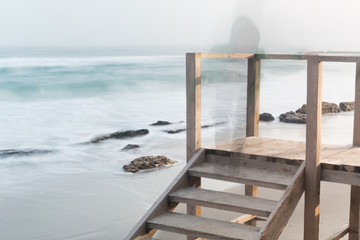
xmin=304 ymin=57 xmax=322 ymax=240
xmin=124 ymin=149 xmax=205 ymax=240
xmin=186 ymin=52 xmax=202 ymax=240
xmin=200 ymin=53 xmax=254 ymax=59
xmin=259 ymin=162 xmax=305 ymax=240
xmin=349 ymin=62 xmax=360 ymax=240
xmin=324 ymin=225 xmax=349 ymax=240
xmin=245 ymin=57 xmax=261 ymax=204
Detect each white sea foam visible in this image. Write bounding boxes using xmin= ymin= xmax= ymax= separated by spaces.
xmin=0 ymin=55 xmax=183 ymax=68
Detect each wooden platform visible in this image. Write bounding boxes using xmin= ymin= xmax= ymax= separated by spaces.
xmin=211 ymin=137 xmax=360 ymax=187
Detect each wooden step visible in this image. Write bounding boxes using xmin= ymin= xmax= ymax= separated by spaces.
xmin=188 ymin=162 xmax=294 ymax=190
xmin=169 ymin=187 xmax=277 ymax=217
xmin=147 ymin=212 xmax=260 ymax=240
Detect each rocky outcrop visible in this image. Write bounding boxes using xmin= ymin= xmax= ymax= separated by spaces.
xmin=121 ymin=144 xmax=140 ymax=151
xmin=90 ymin=129 xmax=149 ymax=143
xmin=279 ymin=111 xmax=306 ymax=124
xmin=123 ymin=155 xmax=177 ymax=173
xmin=149 ymin=121 xmax=172 ymax=126
xmin=0 ymin=149 xmax=53 ymax=158
xmin=296 ymin=102 xmax=340 ymax=115
xmin=339 ymin=101 xmax=355 ymax=111
xmin=259 ymin=113 xmax=275 ymax=121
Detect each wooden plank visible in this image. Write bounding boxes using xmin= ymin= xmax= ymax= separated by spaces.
xmin=324 ymin=225 xmax=349 ymax=240
xmin=231 ymin=214 xmax=257 ymax=223
xmin=186 ymin=53 xmax=202 ymax=240
xmin=354 ymin=62 xmax=360 ymax=147
xmin=186 ymin=52 xmax=202 ymax=162
xmin=246 ymin=58 xmax=261 ymax=137
xmin=169 ymin=187 xmax=277 ymax=217
xmin=147 ymin=212 xmax=260 ymax=240
xmin=260 ymin=162 xmax=305 ymax=240
xmin=349 ymin=62 xmax=360 ymax=240
xmin=304 ymin=57 xmax=322 ymax=240
xmin=124 ymin=149 xmax=205 ymax=240
xmin=349 ymin=186 xmax=360 ymax=240
xmin=321 ymin=169 xmax=360 ymax=186
xmin=246 ymin=56 xmax=261 ymax=202
xmin=256 ymin=54 xmax=305 ymax=60
xmin=206 ymin=152 xmax=300 ymax=174
xmin=188 ymin=162 xmax=293 ymax=190
xmin=200 ymin=53 xmax=254 ymax=59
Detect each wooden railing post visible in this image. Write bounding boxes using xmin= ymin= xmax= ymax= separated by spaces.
xmin=245 ymin=57 xmax=261 ymax=224
xmin=304 ymin=57 xmax=322 ymax=240
xmin=349 ymin=62 xmax=360 ymax=240
xmin=186 ymin=53 xmax=201 ymax=240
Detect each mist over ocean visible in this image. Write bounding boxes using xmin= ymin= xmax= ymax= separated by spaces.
xmin=0 ymin=47 xmax=358 ymax=239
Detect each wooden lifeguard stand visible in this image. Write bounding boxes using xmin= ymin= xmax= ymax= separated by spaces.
xmin=125 ymin=53 xmax=360 ymax=240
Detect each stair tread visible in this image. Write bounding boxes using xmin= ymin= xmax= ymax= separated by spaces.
xmin=188 ymin=162 xmax=294 ymax=190
xmin=169 ymin=187 xmax=277 ymax=217
xmin=147 ymin=212 xmax=260 ymax=240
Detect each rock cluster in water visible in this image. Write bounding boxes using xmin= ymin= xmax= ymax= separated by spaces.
xmin=339 ymin=101 xmax=355 ymax=111
xmin=90 ymin=129 xmax=149 ymax=143
xmin=278 ymin=101 xmax=354 ymax=124
xmin=259 ymin=113 xmax=275 ymax=121
xmin=279 ymin=111 xmax=307 ymax=124
xmin=123 ymin=155 xmax=176 ymax=173
xmin=295 ymin=102 xmax=340 ymax=115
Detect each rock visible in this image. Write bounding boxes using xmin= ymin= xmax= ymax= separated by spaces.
xmin=149 ymin=120 xmax=172 ymax=126
xmin=122 ymin=144 xmax=140 ymax=151
xmin=123 ymin=155 xmax=177 ymax=173
xmin=259 ymin=113 xmax=275 ymax=121
xmin=163 ymin=129 xmax=186 ymax=134
xmin=0 ymin=149 xmax=53 ymax=158
xmin=90 ymin=129 xmax=149 ymax=143
xmin=296 ymin=102 xmax=340 ymax=115
xmin=163 ymin=122 xmax=225 ymax=134
xmin=279 ymin=111 xmax=306 ymax=124
xmin=339 ymin=101 xmax=355 ymax=111
xmin=201 ymin=122 xmax=226 ymax=128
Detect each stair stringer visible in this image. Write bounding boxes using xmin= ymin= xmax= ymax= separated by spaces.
xmin=124 ymin=149 xmax=206 ymax=240
xmin=259 ymin=162 xmax=305 ymax=240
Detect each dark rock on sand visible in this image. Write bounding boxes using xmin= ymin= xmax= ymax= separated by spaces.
xmin=90 ymin=129 xmax=149 ymax=143
xmin=0 ymin=149 xmax=53 ymax=158
xmin=296 ymin=102 xmax=340 ymax=115
xmin=163 ymin=129 xmax=186 ymax=134
xmin=149 ymin=120 xmax=172 ymax=126
xmin=339 ymin=101 xmax=355 ymax=111
xmin=121 ymin=144 xmax=140 ymax=151
xmin=279 ymin=111 xmax=306 ymax=124
xmin=123 ymin=155 xmax=177 ymax=173
xmin=259 ymin=113 xmax=275 ymax=121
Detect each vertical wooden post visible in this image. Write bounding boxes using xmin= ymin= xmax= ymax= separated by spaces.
xmin=245 ymin=57 xmax=261 ymax=226
xmin=246 ymin=57 xmax=261 ymax=138
xmin=186 ymin=53 xmax=201 ymax=240
xmin=304 ymin=57 xmax=322 ymax=240
xmin=349 ymin=62 xmax=360 ymax=240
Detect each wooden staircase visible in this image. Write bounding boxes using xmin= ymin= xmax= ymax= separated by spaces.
xmin=125 ymin=148 xmax=305 ymax=240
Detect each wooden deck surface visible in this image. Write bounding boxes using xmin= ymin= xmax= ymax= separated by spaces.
xmin=210 ymin=137 xmax=360 ymax=172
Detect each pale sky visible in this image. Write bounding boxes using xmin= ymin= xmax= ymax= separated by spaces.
xmin=1 ymin=0 xmax=360 ymax=52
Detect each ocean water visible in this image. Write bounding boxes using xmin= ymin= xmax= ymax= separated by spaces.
xmin=0 ymin=47 xmax=358 ymax=239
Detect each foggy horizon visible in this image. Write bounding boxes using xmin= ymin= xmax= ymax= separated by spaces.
xmin=1 ymin=0 xmax=360 ymax=53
